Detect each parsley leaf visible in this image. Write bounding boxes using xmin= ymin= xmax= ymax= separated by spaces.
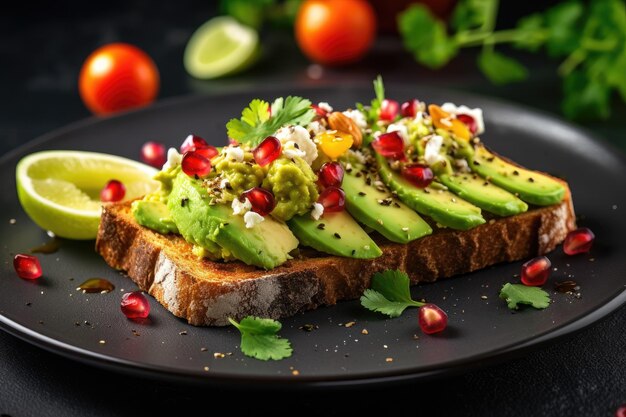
xmin=360 ymin=270 xmax=424 ymax=318
xmin=229 ymin=316 xmax=293 ymax=361
xmin=356 ymin=75 xmax=386 ymax=131
xmin=499 ymin=283 xmax=551 ymax=310
xmin=477 ymin=50 xmax=528 ymax=84
xmin=398 ymin=5 xmax=458 ymax=69
xmin=226 ymin=96 xmax=315 ymax=147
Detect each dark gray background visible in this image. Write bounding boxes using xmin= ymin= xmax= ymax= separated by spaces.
xmin=1 ymin=1 xmax=624 ymax=416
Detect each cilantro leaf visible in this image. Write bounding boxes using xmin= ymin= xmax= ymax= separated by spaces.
xmin=356 ymin=75 xmax=386 ymax=128
xmin=499 ymin=283 xmax=551 ymax=310
xmin=451 ymin=0 xmax=494 ymax=31
xmin=514 ymin=13 xmax=547 ymax=52
xmin=229 ymin=316 xmax=293 ymax=361
xmin=477 ymin=50 xmax=528 ymax=85
xmin=360 ymin=270 xmax=423 ymax=318
xmin=226 ymin=96 xmax=315 ymax=146
xmin=562 ymin=70 xmax=611 ymax=120
xmin=398 ymin=5 xmax=458 ymax=69
xmin=545 ymin=1 xmax=584 ymax=57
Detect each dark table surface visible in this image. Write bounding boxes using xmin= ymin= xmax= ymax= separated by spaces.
xmin=1 ymin=3 xmax=625 ymax=416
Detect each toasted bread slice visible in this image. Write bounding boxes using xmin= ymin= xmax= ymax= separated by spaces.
xmin=96 ymin=185 xmax=575 ymax=326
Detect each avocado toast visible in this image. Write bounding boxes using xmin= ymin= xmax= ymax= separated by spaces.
xmin=96 ymin=79 xmax=576 ymax=326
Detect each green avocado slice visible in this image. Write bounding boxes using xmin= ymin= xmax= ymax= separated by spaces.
xmin=343 ymin=165 xmax=432 ymax=243
xmin=469 ymin=145 xmax=566 ymax=206
xmin=439 ymin=173 xmax=528 ymax=217
xmin=288 ymin=211 xmax=382 ymax=259
xmin=168 ymin=172 xmax=298 ymax=269
xmin=376 ymin=154 xmax=485 ymax=230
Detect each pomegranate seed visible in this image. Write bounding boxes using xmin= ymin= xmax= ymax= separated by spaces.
xmin=13 ymin=254 xmax=42 ymax=280
xmin=120 ymin=291 xmax=150 ymax=319
xmin=379 ymin=99 xmax=400 ymax=121
xmin=457 ymin=114 xmax=478 ymax=135
xmin=318 ymin=162 xmax=344 ymax=188
xmin=401 ymin=99 xmax=420 ymax=118
xmin=563 ymin=227 xmax=595 ymax=255
xmin=253 ymin=136 xmax=282 ymax=167
xmin=312 ymin=104 xmax=328 ymax=118
xmin=140 ymin=141 xmax=167 ymax=168
xmin=242 ymin=187 xmax=276 ymax=216
xmin=521 ymin=256 xmax=551 ymax=286
xmin=181 ymin=151 xmax=212 ymax=178
xmin=616 ymin=405 xmax=626 ymax=417
xmin=418 ymin=304 xmax=448 ymax=334
xmin=318 ymin=186 xmax=346 ymax=212
xmin=402 ymin=164 xmax=434 ymax=188
xmin=100 ymin=180 xmax=126 ymax=202
xmin=180 ymin=134 xmax=209 ymax=154
xmin=193 ymin=145 xmax=219 ymax=160
xmin=372 ymin=131 xmax=405 ymax=159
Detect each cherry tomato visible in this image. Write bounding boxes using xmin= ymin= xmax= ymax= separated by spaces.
xmin=79 ymin=43 xmax=160 ymax=115
xmin=295 ymin=0 xmax=376 ymax=65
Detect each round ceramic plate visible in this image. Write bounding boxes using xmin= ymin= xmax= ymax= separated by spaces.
xmin=1 ymin=84 xmax=624 ymax=387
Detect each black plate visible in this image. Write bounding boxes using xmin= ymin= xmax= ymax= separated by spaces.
xmin=1 ymin=84 xmax=625 ymax=387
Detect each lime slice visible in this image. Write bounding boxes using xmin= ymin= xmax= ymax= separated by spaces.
xmin=184 ymin=16 xmax=260 ymax=79
xmin=16 ymin=150 xmax=158 ymax=240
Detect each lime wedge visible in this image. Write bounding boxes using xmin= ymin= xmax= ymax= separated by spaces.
xmin=16 ymin=151 xmax=158 ymax=239
xmin=184 ymin=16 xmax=260 ymax=79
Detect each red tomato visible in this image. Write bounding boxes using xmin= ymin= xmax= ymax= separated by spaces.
xmin=295 ymin=0 xmax=377 ymax=65
xmin=79 ymin=43 xmax=160 ymax=115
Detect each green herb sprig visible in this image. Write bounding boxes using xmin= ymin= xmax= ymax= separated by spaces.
xmin=360 ymin=270 xmax=425 ymax=318
xmin=398 ymin=0 xmax=626 ymax=120
xmin=229 ymin=316 xmax=293 ymax=360
xmin=499 ymin=283 xmax=551 ymax=310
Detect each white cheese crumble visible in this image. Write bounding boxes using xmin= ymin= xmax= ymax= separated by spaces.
xmin=307 ymin=120 xmax=326 ymax=136
xmin=311 ymin=203 xmax=324 ymax=220
xmin=231 ymin=197 xmax=252 ymax=216
xmin=317 ymin=102 xmax=333 ymax=113
xmin=244 ymin=211 xmax=264 ymax=228
xmin=441 ymin=102 xmax=485 ymax=134
xmin=162 ymin=148 xmax=182 ymax=171
xmin=387 ymin=122 xmax=410 ymax=147
xmin=274 ymin=125 xmax=318 ymax=165
xmin=342 ymin=109 xmax=367 ymax=130
xmin=424 ymin=135 xmax=446 ymax=166
xmin=454 ymin=158 xmax=471 ymax=173
xmin=346 ymin=149 xmax=367 ymax=164
xmin=224 ymin=146 xmax=244 ymax=162
xmin=414 ymin=111 xmax=424 ymax=124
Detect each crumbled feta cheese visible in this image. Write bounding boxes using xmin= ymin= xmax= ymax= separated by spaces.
xmin=424 ymin=135 xmax=446 ymax=166
xmin=414 ymin=111 xmax=423 ymax=124
xmin=317 ymin=102 xmax=333 ymax=113
xmin=307 ymin=120 xmax=326 ymax=136
xmin=231 ymin=197 xmax=252 ymax=216
xmin=441 ymin=102 xmax=485 ymax=134
xmin=224 ymin=146 xmax=244 ymax=162
xmin=346 ymin=149 xmax=366 ymax=164
xmin=311 ymin=203 xmax=324 ymax=220
xmin=219 ymin=178 xmax=229 ymax=189
xmin=162 ymin=148 xmax=182 ymax=170
xmin=454 ymin=158 xmax=471 ymax=173
xmin=342 ymin=109 xmax=367 ymax=130
xmin=244 ymin=211 xmax=264 ymax=228
xmin=274 ymin=125 xmax=318 ymax=165
xmin=387 ymin=122 xmax=410 ymax=147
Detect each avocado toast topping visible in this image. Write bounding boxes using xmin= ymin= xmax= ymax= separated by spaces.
xmin=96 ymin=78 xmax=576 ymax=325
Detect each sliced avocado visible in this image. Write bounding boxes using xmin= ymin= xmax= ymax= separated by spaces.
xmin=439 ymin=173 xmax=528 ymax=217
xmin=343 ymin=165 xmax=432 ymax=243
xmin=168 ymin=172 xmax=298 ymax=269
xmin=288 ymin=211 xmax=382 ymax=259
xmin=132 ymin=200 xmax=179 ymax=234
xmin=469 ymin=145 xmax=566 ymax=206
xmin=376 ymin=154 xmax=485 ymax=230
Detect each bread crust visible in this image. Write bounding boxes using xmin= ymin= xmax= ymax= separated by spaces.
xmin=96 ymin=187 xmax=575 ymax=326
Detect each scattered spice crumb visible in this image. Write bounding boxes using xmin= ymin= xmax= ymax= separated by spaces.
xmin=214 ymin=352 xmax=225 ymax=359
xmin=344 ymin=321 xmax=356 ymax=328
xmin=589 ymin=258 xmax=595 ymax=262
xmin=25 ymin=302 xmax=31 ymax=307
xmin=38 ymin=320 xmax=44 ymax=325
xmin=383 ymin=344 xmax=388 ymax=349
xmin=201 ymin=347 xmax=208 ymax=352
xmin=412 ymin=334 xmax=419 ymax=340
xmin=385 ymin=357 xmax=393 ymax=362
xmin=361 ymin=329 xmax=369 ymax=335
xmin=203 ymin=366 xmax=210 ymax=372
xmin=99 ymin=340 xmax=106 ymax=345
xmin=179 ymin=331 xmax=188 ymax=336
xmin=131 ymin=329 xmax=140 ymax=337
xmin=481 ymin=295 xmax=488 ymax=300
xmin=291 ymin=370 xmax=300 ymax=376
xmin=9 ymin=219 xmax=16 ymax=225
xmin=299 ymin=324 xmax=318 ymax=332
